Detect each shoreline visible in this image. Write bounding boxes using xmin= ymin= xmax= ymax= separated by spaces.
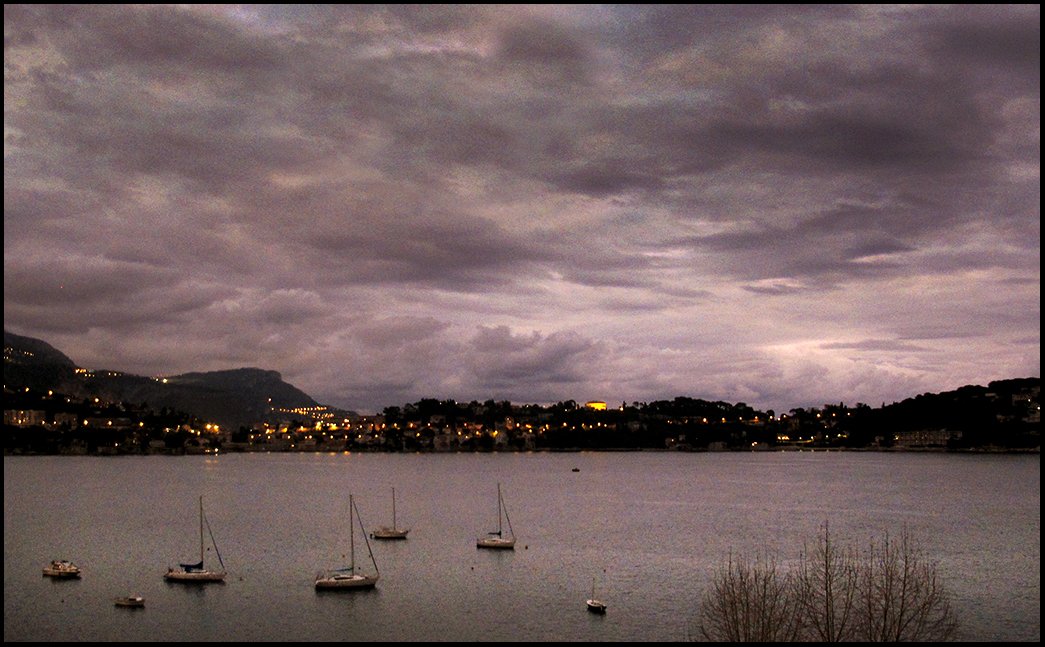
xmin=5 ymin=445 xmax=1040 ymax=457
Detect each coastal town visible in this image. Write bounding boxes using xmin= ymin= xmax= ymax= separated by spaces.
xmin=4 ymin=378 xmax=1039 ymax=456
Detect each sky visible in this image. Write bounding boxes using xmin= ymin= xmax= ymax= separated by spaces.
xmin=3 ymin=5 xmax=1040 ymax=415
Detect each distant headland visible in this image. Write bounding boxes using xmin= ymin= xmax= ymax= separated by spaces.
xmin=4 ymin=330 xmax=1039 ymax=455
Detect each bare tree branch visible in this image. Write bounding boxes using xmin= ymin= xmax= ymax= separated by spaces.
xmin=693 ymin=525 xmax=959 ymax=642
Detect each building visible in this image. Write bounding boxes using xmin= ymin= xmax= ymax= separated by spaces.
xmin=893 ymin=429 xmax=961 ymax=448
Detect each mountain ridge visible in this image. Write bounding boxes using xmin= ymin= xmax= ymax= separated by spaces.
xmin=3 ymin=330 xmax=331 ymax=429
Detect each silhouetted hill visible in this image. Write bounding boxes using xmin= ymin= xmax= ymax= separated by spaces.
xmin=4 ymin=331 xmax=76 ymax=367
xmin=3 ymin=330 xmax=82 ymax=394
xmin=864 ymin=377 xmax=1040 ymax=447
xmin=158 ymin=368 xmax=320 ymax=428
xmin=3 ymin=331 xmax=322 ymax=429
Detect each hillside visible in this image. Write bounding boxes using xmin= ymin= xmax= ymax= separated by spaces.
xmin=4 ymin=331 xmax=76 ymax=367
xmin=3 ymin=331 xmax=324 ymax=429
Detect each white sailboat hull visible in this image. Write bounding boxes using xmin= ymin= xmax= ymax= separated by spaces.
xmin=371 ymin=527 xmax=409 ymax=540
xmin=587 ymin=599 xmax=607 ymax=613
xmin=476 ymin=536 xmax=515 ymax=549
xmin=164 ymin=569 xmax=226 ymax=583
xmin=315 ymin=571 xmax=379 ymax=589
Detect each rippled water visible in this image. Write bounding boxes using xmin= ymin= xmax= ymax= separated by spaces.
xmin=3 ymin=451 xmax=1040 ymax=641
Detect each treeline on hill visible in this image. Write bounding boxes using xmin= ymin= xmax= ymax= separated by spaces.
xmin=835 ymin=378 xmax=1039 ymax=448
xmin=377 ymin=378 xmax=1038 ymax=451
xmin=4 ymin=378 xmax=1039 ymax=454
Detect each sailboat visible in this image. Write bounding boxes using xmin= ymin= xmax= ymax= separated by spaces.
xmin=586 ymin=576 xmax=607 ymax=613
xmin=315 ymin=494 xmax=380 ymax=590
xmin=371 ymin=487 xmax=409 ymax=540
xmin=476 ymin=482 xmax=516 ymax=550
xmin=164 ymin=495 xmax=226 ymax=583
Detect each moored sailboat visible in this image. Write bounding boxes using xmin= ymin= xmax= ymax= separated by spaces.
xmin=315 ymin=494 xmax=380 ymax=590
xmin=371 ymin=487 xmax=409 ymax=540
xmin=586 ymin=576 xmax=607 ymax=613
xmin=164 ymin=495 xmax=226 ymax=583
xmin=477 ymin=482 xmax=516 ymax=550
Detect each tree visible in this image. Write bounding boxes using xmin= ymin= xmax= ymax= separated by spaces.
xmin=382 ymin=406 xmax=401 ymax=425
xmin=856 ymin=530 xmax=958 ymax=642
xmin=794 ymin=522 xmax=858 ymax=640
xmin=695 ymin=552 xmax=802 ymax=641
xmin=790 ymin=524 xmax=856 ymax=639
xmin=694 ymin=524 xmax=959 ymax=642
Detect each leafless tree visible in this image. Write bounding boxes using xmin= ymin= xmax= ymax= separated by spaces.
xmin=795 ymin=522 xmax=859 ymax=641
xmin=854 ymin=530 xmax=959 ymax=642
xmin=693 ymin=525 xmax=959 ymax=642
xmin=695 ymin=551 xmax=802 ymax=642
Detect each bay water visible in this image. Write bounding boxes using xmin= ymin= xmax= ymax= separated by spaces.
xmin=3 ymin=451 xmax=1039 ymax=641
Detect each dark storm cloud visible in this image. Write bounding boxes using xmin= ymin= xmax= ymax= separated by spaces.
xmin=688 ymin=199 xmax=951 ymax=285
xmin=16 ymin=75 xmax=311 ymax=193
xmin=495 ymin=17 xmax=593 ymax=86
xmin=352 ymin=316 xmax=449 ymax=349
xmin=2 ymin=256 xmax=229 ymax=334
xmin=308 ymin=215 xmax=538 ymax=290
xmin=5 ymin=4 xmax=284 ymax=78
xmin=3 ymin=5 xmax=1038 ymax=413
xmin=467 ymin=326 xmax=600 ymax=393
xmin=607 ymin=4 xmax=861 ymax=62
xmin=6 ymin=10 xmax=314 ymax=210
xmin=821 ymin=339 xmax=931 ymax=353
xmin=278 ymin=185 xmax=571 ymax=291
xmin=549 ymin=158 xmax=667 ymax=196
xmin=922 ymin=5 xmax=1040 ymax=81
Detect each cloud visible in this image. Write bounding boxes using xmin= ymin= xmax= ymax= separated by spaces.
xmin=821 ymin=339 xmax=931 ymax=353
xmin=467 ymin=325 xmax=599 ymax=389
xmin=352 ymin=316 xmax=449 ymax=348
xmin=3 ymin=5 xmax=1038 ymax=414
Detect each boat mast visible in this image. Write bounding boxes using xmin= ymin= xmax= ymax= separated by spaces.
xmin=349 ymin=494 xmax=355 ymax=573
xmin=202 ymin=502 xmax=226 ymax=572
xmin=502 ymin=486 xmax=514 ymax=539
xmin=497 ymin=483 xmax=503 ymax=536
xmin=392 ymin=487 xmax=397 ymax=530
xmin=356 ymin=496 xmax=380 ymax=576
xmin=198 ymin=496 xmax=204 ymax=565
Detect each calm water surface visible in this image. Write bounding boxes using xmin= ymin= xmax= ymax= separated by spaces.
xmin=3 ymin=452 xmax=1040 ymax=641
